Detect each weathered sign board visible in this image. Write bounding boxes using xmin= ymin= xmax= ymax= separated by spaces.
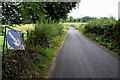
xmin=6 ymin=27 xmax=25 ymax=50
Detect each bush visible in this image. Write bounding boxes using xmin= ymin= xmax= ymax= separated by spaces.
xmin=78 ymin=23 xmax=86 ymax=34
xmin=83 ymin=17 xmax=120 ymax=54
xmin=69 ymin=24 xmax=75 ymax=27
xmin=84 ymin=18 xmax=117 ymax=36
xmin=27 ymin=18 xmax=64 ymax=47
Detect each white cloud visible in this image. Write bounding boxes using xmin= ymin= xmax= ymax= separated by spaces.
xmin=68 ymin=0 xmax=120 ymax=20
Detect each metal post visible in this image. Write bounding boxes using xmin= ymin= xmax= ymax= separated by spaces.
xmin=2 ymin=26 xmax=7 ymax=55
xmin=6 ymin=27 xmax=9 ymax=54
xmin=22 ymin=33 xmax=24 ymax=42
xmin=2 ymin=34 xmax=5 ymax=55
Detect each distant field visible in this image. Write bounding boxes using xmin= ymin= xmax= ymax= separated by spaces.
xmin=2 ymin=24 xmax=35 ymax=33
xmin=60 ymin=22 xmax=88 ymax=26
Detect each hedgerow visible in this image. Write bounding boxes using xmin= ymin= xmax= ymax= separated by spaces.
xmin=80 ymin=17 xmax=120 ymax=54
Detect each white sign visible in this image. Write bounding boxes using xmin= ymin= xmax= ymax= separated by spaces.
xmin=6 ymin=27 xmax=25 ymax=50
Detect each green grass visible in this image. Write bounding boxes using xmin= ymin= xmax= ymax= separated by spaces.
xmin=37 ymin=46 xmax=55 ymax=60
xmin=60 ymin=22 xmax=87 ymax=26
xmin=60 ymin=22 xmax=87 ymax=31
xmin=0 ymin=36 xmax=4 ymax=52
xmin=31 ymin=26 xmax=69 ymax=78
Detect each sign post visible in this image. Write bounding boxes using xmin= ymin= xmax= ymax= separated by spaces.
xmin=2 ymin=26 xmax=6 ymax=55
xmin=2 ymin=26 xmax=25 ymax=55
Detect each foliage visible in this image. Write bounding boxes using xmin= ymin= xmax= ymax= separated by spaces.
xmin=68 ymin=24 xmax=78 ymax=30
xmin=61 ymin=16 xmax=96 ymax=23
xmin=80 ymin=17 xmax=120 ymax=54
xmin=82 ymin=16 xmax=95 ymax=22
xmin=69 ymin=24 xmax=75 ymax=27
xmin=28 ymin=18 xmax=64 ymax=47
xmin=44 ymin=2 xmax=77 ymax=22
xmin=19 ymin=2 xmax=46 ymax=24
xmin=78 ymin=23 xmax=86 ymax=34
xmin=2 ymin=51 xmax=35 ymax=79
xmin=2 ymin=2 xmax=78 ymax=24
xmin=2 ymin=2 xmax=23 ymax=25
xmin=84 ymin=17 xmax=117 ymax=38
xmin=2 ymin=23 xmax=68 ymax=78
xmin=36 ymin=46 xmax=54 ymax=60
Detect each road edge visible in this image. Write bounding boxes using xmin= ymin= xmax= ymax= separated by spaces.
xmin=47 ymin=28 xmax=69 ymax=78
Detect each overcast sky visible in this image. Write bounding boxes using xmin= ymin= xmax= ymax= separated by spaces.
xmin=68 ymin=0 xmax=120 ymax=20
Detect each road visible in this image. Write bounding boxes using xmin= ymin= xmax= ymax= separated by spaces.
xmin=51 ymin=27 xmax=119 ymax=78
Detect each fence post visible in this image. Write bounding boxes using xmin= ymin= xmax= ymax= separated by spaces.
xmin=30 ymin=31 xmax=32 ymax=44
xmin=2 ymin=27 xmax=4 ymax=36
xmin=22 ymin=33 xmax=24 ymax=42
xmin=2 ymin=30 xmax=4 ymax=36
xmin=27 ymin=30 xmax=29 ymax=38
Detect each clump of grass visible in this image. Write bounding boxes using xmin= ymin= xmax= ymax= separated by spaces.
xmin=36 ymin=46 xmax=55 ymax=61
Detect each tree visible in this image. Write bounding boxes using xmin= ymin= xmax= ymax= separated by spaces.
xmin=73 ymin=19 xmax=76 ymax=22
xmin=82 ymin=16 xmax=94 ymax=22
xmin=2 ymin=2 xmax=78 ymax=24
xmin=44 ymin=2 xmax=77 ymax=22
xmin=69 ymin=16 xmax=73 ymax=22
xmin=2 ymin=2 xmax=23 ymax=25
xmin=19 ymin=2 xmax=46 ymax=24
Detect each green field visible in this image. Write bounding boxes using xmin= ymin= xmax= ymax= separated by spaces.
xmin=2 ymin=24 xmax=35 ymax=33
xmin=60 ymin=22 xmax=88 ymax=26
xmin=0 ymin=36 xmax=4 ymax=52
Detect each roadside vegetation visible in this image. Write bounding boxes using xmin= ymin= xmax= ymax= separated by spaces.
xmin=2 ymin=2 xmax=75 ymax=79
xmin=69 ymin=17 xmax=120 ymax=55
xmin=2 ymin=19 xmax=69 ymax=78
xmin=62 ymin=22 xmax=87 ymax=30
xmin=83 ymin=18 xmax=120 ymax=55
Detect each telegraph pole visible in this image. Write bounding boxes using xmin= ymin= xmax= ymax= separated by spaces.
xmin=118 ymin=1 xmax=120 ymax=20
xmin=81 ymin=14 xmax=83 ymax=23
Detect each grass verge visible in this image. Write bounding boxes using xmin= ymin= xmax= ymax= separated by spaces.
xmin=2 ymin=25 xmax=69 ymax=78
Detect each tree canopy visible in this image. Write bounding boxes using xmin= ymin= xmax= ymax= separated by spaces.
xmin=2 ymin=2 xmax=78 ymax=24
xmin=44 ymin=2 xmax=77 ymax=22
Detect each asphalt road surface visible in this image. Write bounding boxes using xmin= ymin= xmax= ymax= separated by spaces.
xmin=51 ymin=27 xmax=119 ymax=78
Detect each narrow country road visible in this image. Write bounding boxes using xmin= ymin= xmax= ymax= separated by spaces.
xmin=51 ymin=27 xmax=119 ymax=78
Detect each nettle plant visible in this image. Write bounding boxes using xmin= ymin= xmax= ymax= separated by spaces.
xmin=27 ymin=18 xmax=64 ymax=47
